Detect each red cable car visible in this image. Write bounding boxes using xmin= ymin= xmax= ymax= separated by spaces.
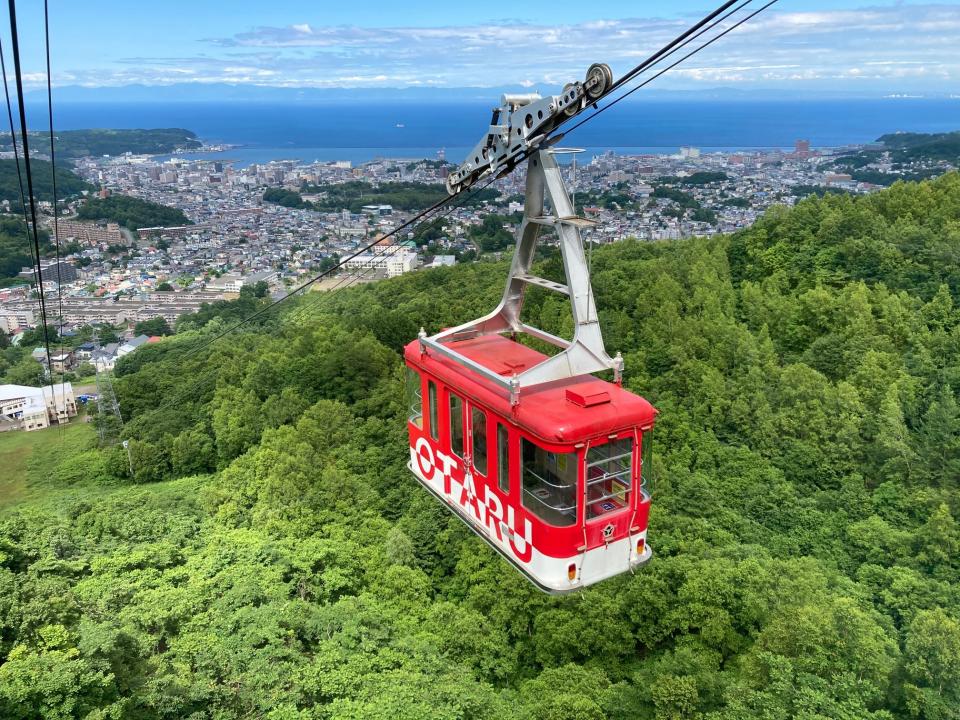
xmin=405 ymin=147 xmax=657 ymax=592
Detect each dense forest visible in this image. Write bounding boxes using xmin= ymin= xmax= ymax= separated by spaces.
xmin=2 ymin=173 xmax=960 ymax=718
xmin=265 ymin=181 xmax=501 ymax=214
xmin=877 ymin=131 xmax=960 ymax=163
xmin=76 ymin=195 xmax=191 ymax=230
xmin=828 ymin=131 xmax=960 ymax=186
xmin=0 ymin=215 xmax=47 ymax=280
xmin=0 ymin=159 xmax=92 ymax=207
xmin=0 ymin=129 xmax=201 ymax=159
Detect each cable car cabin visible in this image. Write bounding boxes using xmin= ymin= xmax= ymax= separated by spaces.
xmin=404 ymin=333 xmax=656 ymax=593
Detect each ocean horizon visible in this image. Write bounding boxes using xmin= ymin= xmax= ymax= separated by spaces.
xmin=30 ymin=97 xmax=960 ymax=166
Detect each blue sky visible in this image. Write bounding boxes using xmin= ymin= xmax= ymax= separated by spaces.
xmin=4 ymin=0 xmax=960 ymax=93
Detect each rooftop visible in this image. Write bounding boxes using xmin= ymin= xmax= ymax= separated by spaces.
xmin=405 ymin=334 xmax=656 ymax=445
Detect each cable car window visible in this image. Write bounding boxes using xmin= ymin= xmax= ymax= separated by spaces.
xmin=497 ymin=424 xmax=510 ymax=494
xmin=641 ymin=430 xmax=653 ymax=488
xmin=428 ymin=381 xmax=439 ymax=440
xmin=472 ymin=407 xmax=488 ymax=476
xmin=521 ymin=438 xmax=577 ymax=527
xmin=586 ymin=437 xmax=633 ymax=520
xmin=406 ymin=368 xmax=422 ymax=429
xmin=450 ymin=393 xmax=464 ymax=458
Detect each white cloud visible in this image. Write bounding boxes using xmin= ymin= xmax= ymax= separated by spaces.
xmin=41 ymin=4 xmax=960 ymax=92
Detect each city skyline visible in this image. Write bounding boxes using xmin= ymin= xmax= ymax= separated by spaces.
xmin=0 ymin=1 xmax=957 ymax=95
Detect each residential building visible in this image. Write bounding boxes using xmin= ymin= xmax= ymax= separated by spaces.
xmin=18 ymin=260 xmax=78 ymax=285
xmin=49 ymin=352 xmax=77 ymax=374
xmin=53 ymin=219 xmax=126 ymax=246
xmin=92 ymin=343 xmax=119 ymax=371
xmin=0 ymin=382 xmax=77 ymax=431
xmin=427 ymin=255 xmax=457 ymax=268
xmin=117 ymin=334 xmax=150 ymax=357
xmin=343 ymin=250 xmax=418 ymax=277
xmin=0 ymin=308 xmax=35 ymax=333
xmin=205 ymin=269 xmax=277 ymax=293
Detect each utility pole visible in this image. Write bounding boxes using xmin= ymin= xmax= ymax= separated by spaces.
xmin=122 ymin=439 xmax=133 ymax=477
xmin=92 ymin=329 xmax=123 ymax=446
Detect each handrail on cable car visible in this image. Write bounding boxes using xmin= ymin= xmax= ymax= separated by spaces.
xmin=585 ymin=450 xmax=633 ymax=467
xmin=523 ymin=464 xmax=576 ymax=491
xmin=587 ymin=470 xmax=631 ymax=487
xmin=522 ymin=488 xmax=578 ymax=515
xmin=587 ymin=487 xmax=631 ymax=505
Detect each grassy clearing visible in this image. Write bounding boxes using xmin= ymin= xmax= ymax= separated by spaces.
xmin=0 ymin=420 xmax=95 ymax=509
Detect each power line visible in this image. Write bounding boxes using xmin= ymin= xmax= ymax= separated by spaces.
xmin=0 ymin=33 xmax=41 ymax=337
xmin=286 ymin=175 xmax=495 ymax=326
xmin=5 ymin=1 xmax=57 ymax=402
xmin=607 ymin=0 xmax=743 ymax=95
xmin=123 ymin=175 xmax=502 ymax=430
xmin=43 ymin=0 xmax=68 ymax=424
xmin=43 ymin=0 xmax=68 ymax=438
xmin=178 ymin=189 xmax=466 ymax=359
xmin=560 ymin=1 xmax=778 ymax=139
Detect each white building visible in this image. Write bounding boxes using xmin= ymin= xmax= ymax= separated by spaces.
xmin=0 ymin=308 xmax=35 ymax=333
xmin=0 ymin=382 xmax=76 ymax=431
xmin=427 ymin=255 xmax=456 ymax=269
xmin=117 ymin=334 xmax=150 ymax=358
xmin=361 ymin=204 xmax=393 ymax=216
xmin=205 ymin=270 xmax=277 ymax=293
xmin=343 ymin=250 xmax=419 ymax=278
xmin=92 ymin=343 xmax=119 ymax=372
xmin=205 ymin=273 xmax=244 ymax=293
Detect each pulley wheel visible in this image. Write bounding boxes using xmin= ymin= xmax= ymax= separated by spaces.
xmin=585 ymin=63 xmax=613 ymax=100
xmin=561 ymin=83 xmax=580 ymax=117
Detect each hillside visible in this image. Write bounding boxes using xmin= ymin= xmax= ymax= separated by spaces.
xmin=0 ymin=158 xmax=92 ymax=206
xmin=0 ymin=129 xmax=202 ymax=159
xmin=2 ymin=174 xmax=960 ymax=718
xmin=0 ymin=215 xmax=47 ymax=279
xmin=878 ymin=130 xmax=960 ymax=163
xmin=828 ymin=130 xmax=960 ymax=186
xmin=76 ymin=194 xmax=191 ymax=230
xmin=265 ymin=181 xmax=501 ymax=213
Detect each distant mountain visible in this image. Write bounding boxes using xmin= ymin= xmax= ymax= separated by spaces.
xmin=25 ymin=83 xmax=951 ymax=105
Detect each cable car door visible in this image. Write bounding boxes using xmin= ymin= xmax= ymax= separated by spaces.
xmin=464 ymin=401 xmax=500 ymax=545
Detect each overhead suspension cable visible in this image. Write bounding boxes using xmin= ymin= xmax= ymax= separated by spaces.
xmin=6 ymin=0 xmax=57 ymax=395
xmin=44 ymin=0 xmax=68 ymax=427
xmin=124 ymin=174 xmax=503 ymax=427
xmin=607 ymin=0 xmax=742 ymax=95
xmin=0 ymin=34 xmax=41 ymax=345
xmin=178 ymin=187 xmax=476 ymax=358
xmin=559 ymin=0 xmax=778 ymax=139
xmin=470 ymin=0 xmax=757 ymax=191
xmin=165 ymin=0 xmax=774 ymax=361
xmin=122 ymin=0 xmax=778 ymax=421
xmin=286 ymin=176 xmax=494 ymax=326
xmin=288 ymin=0 xmax=779 ymax=328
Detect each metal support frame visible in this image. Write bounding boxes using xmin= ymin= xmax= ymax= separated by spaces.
xmin=420 ymin=149 xmax=623 ymax=404
xmin=93 ymin=330 xmax=123 ymax=446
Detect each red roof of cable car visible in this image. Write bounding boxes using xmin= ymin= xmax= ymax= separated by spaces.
xmin=404 ymin=333 xmax=656 ymax=445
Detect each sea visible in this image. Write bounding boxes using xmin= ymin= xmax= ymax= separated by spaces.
xmin=31 ymin=97 xmax=960 ymax=167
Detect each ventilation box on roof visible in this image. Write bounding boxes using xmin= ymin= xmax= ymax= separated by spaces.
xmin=565 ymin=388 xmax=610 ymax=407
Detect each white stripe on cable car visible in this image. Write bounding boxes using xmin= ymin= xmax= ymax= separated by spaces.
xmin=409 ymin=446 xmax=650 ymax=591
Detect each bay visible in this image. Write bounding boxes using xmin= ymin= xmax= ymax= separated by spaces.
xmin=31 ymin=97 xmax=960 ymax=166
